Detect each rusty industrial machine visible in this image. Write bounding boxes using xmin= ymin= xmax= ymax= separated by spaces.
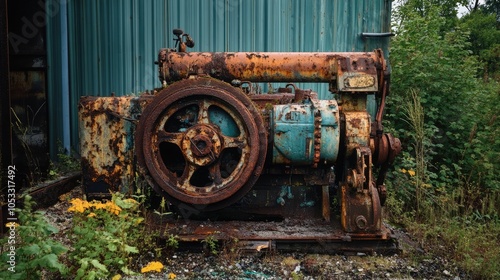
xmin=80 ymin=29 xmax=401 ymax=253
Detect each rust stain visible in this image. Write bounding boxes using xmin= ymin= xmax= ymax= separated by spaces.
xmin=343 ymin=111 xmax=370 ymax=157
xmin=159 ymin=51 xmax=380 ymax=89
xmin=79 ymin=96 xmax=145 ymax=194
xmin=344 ymin=74 xmax=375 ymax=88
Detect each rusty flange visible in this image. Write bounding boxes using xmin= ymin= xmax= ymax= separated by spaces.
xmin=373 ymin=133 xmax=402 ymax=205
xmin=135 ymin=78 xmax=267 ymax=211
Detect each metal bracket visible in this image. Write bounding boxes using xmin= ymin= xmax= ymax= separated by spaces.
xmin=341 ymin=147 xmax=382 ymax=233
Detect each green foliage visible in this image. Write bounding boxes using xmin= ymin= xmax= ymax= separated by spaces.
xmin=458 ymin=82 xmax=500 ymax=192
xmin=460 ymin=10 xmax=500 ymax=80
xmin=388 ymin=1 xmax=500 ymax=278
xmin=49 ymin=142 xmax=81 ymax=178
xmin=388 ymin=0 xmax=499 ymax=212
xmin=394 ymin=0 xmax=466 ymax=32
xmin=0 ymin=195 xmax=68 ymax=280
xmin=484 ymin=0 xmax=500 ymax=21
xmin=165 ymin=234 xmax=179 ymax=250
xmin=67 ymin=193 xmax=143 ymax=279
xmin=202 ymin=234 xmax=219 ymax=255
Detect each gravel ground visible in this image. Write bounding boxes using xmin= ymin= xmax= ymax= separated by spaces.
xmin=42 ymin=185 xmax=470 ymax=280
xmin=124 ymin=251 xmax=468 ymax=280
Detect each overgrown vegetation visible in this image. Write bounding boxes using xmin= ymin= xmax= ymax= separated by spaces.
xmin=387 ymin=0 xmax=500 ymax=278
xmin=48 ymin=143 xmax=81 ymax=179
xmin=0 ymin=195 xmax=68 ymax=280
xmin=0 ymin=192 xmax=178 ymax=280
xmin=67 ymin=194 xmax=143 ymax=279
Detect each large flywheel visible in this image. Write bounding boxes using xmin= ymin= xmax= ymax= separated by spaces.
xmin=135 ymin=78 xmax=267 ymax=211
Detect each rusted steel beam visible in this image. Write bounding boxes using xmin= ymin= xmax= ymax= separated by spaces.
xmin=158 ymin=51 xmax=383 ymax=88
xmin=28 ymin=171 xmax=82 ymax=209
xmin=146 ymin=216 xmax=399 ymax=254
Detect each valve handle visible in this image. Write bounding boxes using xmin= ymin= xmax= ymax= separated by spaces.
xmin=173 ymin=29 xmax=184 ymax=36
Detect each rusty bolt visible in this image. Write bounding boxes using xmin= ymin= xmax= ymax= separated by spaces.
xmin=356 ymin=215 xmax=368 ymax=230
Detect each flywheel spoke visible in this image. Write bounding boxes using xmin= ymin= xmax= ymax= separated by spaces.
xmin=208 ymin=163 xmax=223 ymax=185
xmin=221 ymin=135 xmax=247 ymax=149
xmin=157 ymin=130 xmax=183 ymax=146
xmin=179 ymin=163 xmax=197 ymax=188
xmin=197 ymin=99 xmax=211 ymax=124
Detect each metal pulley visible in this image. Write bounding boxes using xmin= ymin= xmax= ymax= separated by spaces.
xmin=135 ymin=78 xmax=267 ymax=210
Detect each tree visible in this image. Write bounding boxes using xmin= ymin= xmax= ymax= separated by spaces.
xmin=460 ymin=3 xmax=500 ymax=80
xmin=395 ymin=0 xmax=467 ymax=32
xmin=485 ymin=0 xmax=500 ymax=20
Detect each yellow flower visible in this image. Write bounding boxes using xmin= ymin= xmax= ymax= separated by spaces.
xmin=5 ymin=222 xmax=19 ymax=228
xmin=111 ymin=274 xmax=122 ymax=280
xmin=141 ymin=261 xmax=164 ymax=273
xmin=105 ymin=201 xmax=122 ymax=215
xmin=168 ymin=272 xmax=176 ymax=279
xmin=400 ymin=168 xmax=407 ymax=174
xmin=87 ymin=212 xmax=97 ymax=218
xmin=67 ymin=198 xmax=92 ymax=213
xmin=91 ymin=201 xmax=107 ymax=210
xmin=407 ymin=169 xmax=416 ymax=177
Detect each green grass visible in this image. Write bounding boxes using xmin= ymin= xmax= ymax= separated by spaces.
xmin=399 ymin=208 xmax=500 ymax=279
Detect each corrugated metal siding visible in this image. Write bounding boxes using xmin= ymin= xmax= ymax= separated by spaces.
xmin=166 ymin=0 xmax=391 ymax=53
xmin=47 ymin=0 xmax=392 ymax=152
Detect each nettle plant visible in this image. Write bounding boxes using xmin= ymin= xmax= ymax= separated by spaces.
xmin=67 ymin=193 xmax=144 ymax=279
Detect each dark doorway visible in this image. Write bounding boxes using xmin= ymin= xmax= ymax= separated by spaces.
xmin=7 ymin=0 xmax=50 ymax=188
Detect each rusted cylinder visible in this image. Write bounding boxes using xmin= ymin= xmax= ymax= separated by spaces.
xmin=158 ymin=51 xmax=381 ymax=83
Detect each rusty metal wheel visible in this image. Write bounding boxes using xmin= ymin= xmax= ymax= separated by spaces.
xmin=136 ymin=78 xmax=267 ymax=211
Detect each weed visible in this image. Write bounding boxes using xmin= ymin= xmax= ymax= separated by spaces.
xmin=49 ymin=142 xmax=80 ymax=179
xmin=202 ymin=234 xmax=219 ymax=255
xmin=166 ymin=234 xmax=179 ymax=250
xmin=10 ymin=108 xmax=43 ymax=185
xmin=153 ymin=197 xmax=172 ymax=220
xmin=220 ymin=237 xmax=240 ymax=263
xmin=290 ymin=271 xmax=304 ymax=280
xmin=0 ymin=195 xmax=68 ymax=280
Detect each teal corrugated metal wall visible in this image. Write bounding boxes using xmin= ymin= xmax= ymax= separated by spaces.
xmin=46 ymin=0 xmax=64 ymax=157
xmin=47 ymin=0 xmax=392 ymax=153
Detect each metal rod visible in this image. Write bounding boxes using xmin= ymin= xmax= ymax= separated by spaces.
xmin=361 ymin=32 xmax=395 ymax=38
xmin=159 ymin=51 xmax=382 ymax=83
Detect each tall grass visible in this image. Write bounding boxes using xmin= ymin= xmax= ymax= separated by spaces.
xmin=401 ymin=89 xmax=426 ymax=218
xmin=388 ymin=88 xmax=500 ymax=279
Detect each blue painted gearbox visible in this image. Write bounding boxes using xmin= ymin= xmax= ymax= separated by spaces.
xmin=271 ymin=99 xmax=340 ymax=165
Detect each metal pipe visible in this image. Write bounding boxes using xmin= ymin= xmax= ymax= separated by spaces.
xmin=159 ymin=51 xmax=381 ymax=83
xmin=361 ymin=32 xmax=395 ymax=38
